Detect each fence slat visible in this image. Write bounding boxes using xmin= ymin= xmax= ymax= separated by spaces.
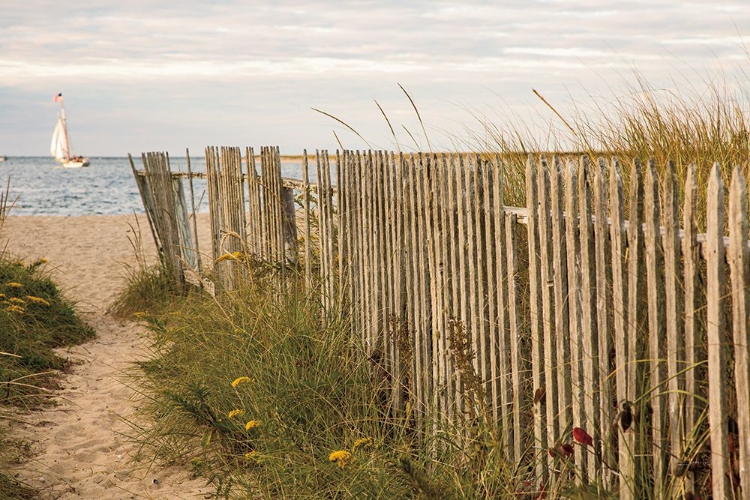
xmin=706 ymin=163 xmax=731 ymax=499
xmin=593 ymin=158 xmax=613 ymax=485
xmin=564 ymin=159 xmax=585 ymax=472
xmin=662 ymin=159 xmax=684 ymax=490
xmin=728 ymin=167 xmax=750 ymax=497
xmin=577 ymin=156 xmax=598 ymax=480
xmin=472 ymin=156 xmax=490 ymax=416
xmin=644 ymin=158 xmax=668 ymax=497
xmin=682 ymin=163 xmax=700 ymax=492
xmin=551 ymin=156 xmax=572 ymax=439
xmin=609 ymin=158 xmax=632 ymax=498
xmin=506 ymin=211 xmax=523 ymax=463
xmin=525 ymin=156 xmax=547 ymax=478
xmin=538 ymin=157 xmax=559 ymax=453
xmin=440 ymin=154 xmax=457 ymax=419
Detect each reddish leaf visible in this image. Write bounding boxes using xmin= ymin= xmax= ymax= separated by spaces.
xmin=572 ymin=427 xmax=593 ymax=446
xmin=560 ymin=443 xmax=574 ymax=457
xmin=534 ymin=387 xmax=546 ymax=405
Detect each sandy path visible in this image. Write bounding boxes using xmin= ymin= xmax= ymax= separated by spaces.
xmin=2 ymin=215 xmax=210 ymax=499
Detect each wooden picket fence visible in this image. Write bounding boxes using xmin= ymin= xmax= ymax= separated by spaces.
xmin=131 ymin=147 xmax=750 ymax=499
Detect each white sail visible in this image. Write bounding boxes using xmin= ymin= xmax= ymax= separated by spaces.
xmin=50 ymin=116 xmax=69 ymax=161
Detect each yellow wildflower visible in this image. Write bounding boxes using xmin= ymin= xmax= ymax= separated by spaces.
xmin=9 ymin=298 xmax=25 ymax=305
xmin=228 ymin=409 xmax=244 ymax=419
xmin=215 ymin=253 xmax=234 ymax=263
xmin=25 ymin=296 xmax=50 ymax=306
xmin=245 ymin=420 xmax=261 ymax=431
xmin=6 ymin=282 xmax=23 ymax=288
xmin=328 ymin=450 xmax=352 ymax=468
xmin=231 ymin=376 xmax=252 ymax=388
xmin=353 ymin=437 xmax=374 ymax=451
xmin=5 ymin=305 xmax=24 ymax=314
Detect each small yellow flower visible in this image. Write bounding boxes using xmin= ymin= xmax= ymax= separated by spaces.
xmin=228 ymin=409 xmax=244 ymax=419
xmin=6 ymin=282 xmax=23 ymax=288
xmin=231 ymin=376 xmax=252 ymax=388
xmin=245 ymin=420 xmax=261 ymax=431
xmin=215 ymin=253 xmax=234 ymax=263
xmin=353 ymin=437 xmax=374 ymax=451
xmin=25 ymin=296 xmax=50 ymax=306
xmin=5 ymin=305 xmax=25 ymax=314
xmin=328 ymin=450 xmax=352 ymax=468
xmin=9 ymin=297 xmax=26 ymax=305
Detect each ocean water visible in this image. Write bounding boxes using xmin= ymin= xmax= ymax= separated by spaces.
xmin=0 ymin=157 xmax=312 ymax=216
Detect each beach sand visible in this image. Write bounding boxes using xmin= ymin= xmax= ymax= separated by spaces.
xmin=1 ymin=214 xmax=210 ymax=499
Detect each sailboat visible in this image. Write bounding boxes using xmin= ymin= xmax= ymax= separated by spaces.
xmin=51 ymin=93 xmax=90 ymax=168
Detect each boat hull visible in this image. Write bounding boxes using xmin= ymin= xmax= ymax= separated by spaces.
xmin=58 ymin=158 xmax=91 ymax=168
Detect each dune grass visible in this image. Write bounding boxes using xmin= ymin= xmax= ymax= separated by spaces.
xmin=0 ymin=256 xmax=96 ymax=498
xmin=0 ymin=181 xmax=95 ymax=499
xmin=125 ymin=262 xmax=575 ymax=499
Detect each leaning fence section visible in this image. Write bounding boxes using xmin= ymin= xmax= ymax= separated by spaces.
xmin=132 ymin=148 xmax=750 ymax=499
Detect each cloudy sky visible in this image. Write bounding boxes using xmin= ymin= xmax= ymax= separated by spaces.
xmin=1 ymin=1 xmax=748 ymax=156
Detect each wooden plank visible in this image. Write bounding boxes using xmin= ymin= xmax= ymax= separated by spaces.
xmin=274 ymin=147 xmax=286 ymax=270
xmin=185 ymin=149 xmax=202 ymax=272
xmin=406 ymin=155 xmax=422 ymax=420
xmin=448 ymin=153 xmax=464 ymax=416
xmin=483 ymin=158 xmax=499 ymax=427
xmin=506 ymin=211 xmax=523 ymax=463
xmin=525 ymin=155 xmax=547 ymax=478
xmin=550 ymin=156 xmax=571 ymax=439
xmin=355 ymin=151 xmax=367 ymax=344
xmin=426 ymin=153 xmax=443 ymax=424
xmin=337 ymin=151 xmax=346 ymax=304
xmin=316 ymin=151 xmax=330 ymax=310
xmin=609 ymin=157 xmax=631 ymax=498
xmin=682 ymin=163 xmax=699 ymax=493
xmin=464 ymin=156 xmax=482 ymax=416
xmin=662 ymin=160 xmax=684 ymax=490
xmin=420 ymin=153 xmax=438 ymax=425
xmin=472 ymin=156 xmax=490 ymax=413
xmin=706 ymin=163 xmax=731 ymax=499
xmin=363 ymin=152 xmax=375 ymax=351
xmin=415 ymin=154 xmax=431 ymax=419
xmin=728 ymin=166 xmax=750 ymax=498
xmin=593 ymin=158 xmax=613 ymax=485
xmin=564 ymin=159 xmax=586 ymax=473
xmin=537 ymin=156 xmax=559 ymax=450
xmin=577 ymin=156 xmax=598 ymax=480
xmin=625 ymin=158 xmax=645 ymax=499
xmin=324 ymin=151 xmax=336 ymax=307
xmin=439 ymin=153 xmax=456 ymax=420
xmin=492 ymin=156 xmax=510 ymax=444
xmin=383 ymin=151 xmax=400 ymax=412
xmin=393 ymin=152 xmax=406 ymax=412
xmin=644 ymin=158 xmax=667 ymax=497
xmin=374 ymin=151 xmax=388 ymax=382
xmin=302 ymin=150 xmax=312 ymax=292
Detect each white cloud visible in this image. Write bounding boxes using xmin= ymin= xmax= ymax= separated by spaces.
xmin=1 ymin=0 xmax=749 ymax=155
